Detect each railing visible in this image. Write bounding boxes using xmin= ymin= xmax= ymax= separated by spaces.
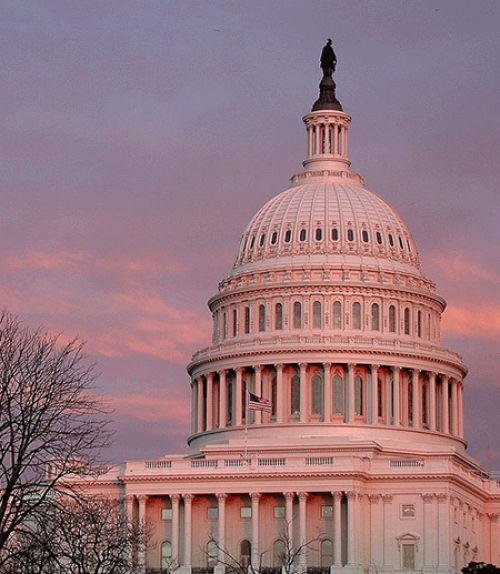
xmin=258 ymin=458 xmax=286 ymax=466
xmin=145 ymin=461 xmax=172 ymax=469
xmin=306 ymin=457 xmax=334 ymax=465
xmin=390 ymin=460 xmax=424 ymax=468
xmin=191 ymin=460 xmax=218 ymax=468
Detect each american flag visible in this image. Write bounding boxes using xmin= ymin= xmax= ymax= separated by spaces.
xmin=248 ymin=392 xmax=272 ymax=413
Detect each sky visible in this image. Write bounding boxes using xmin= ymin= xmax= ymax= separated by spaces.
xmin=1 ymin=0 xmax=499 ymax=467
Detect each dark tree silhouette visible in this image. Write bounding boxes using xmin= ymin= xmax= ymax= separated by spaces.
xmin=462 ymin=562 xmax=500 ymax=574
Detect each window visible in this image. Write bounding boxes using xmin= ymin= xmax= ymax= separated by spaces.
xmin=362 ymin=230 xmax=369 ymax=243
xmin=389 ymin=233 xmax=394 ymax=247
xmin=333 ymin=301 xmax=342 ymax=329
xmin=313 ymin=301 xmax=322 ymax=328
xmin=401 ymin=504 xmax=416 ymax=519
xmin=273 ymin=540 xmax=285 ymax=567
xmin=207 ymin=540 xmax=218 ymax=567
xmin=223 ymin=311 xmax=228 ymax=339
xmin=315 ymin=228 xmax=322 ymax=241
xmin=249 ymin=236 xmax=256 ymax=250
xmin=284 ymin=229 xmax=292 ymax=243
xmin=208 ymin=507 xmax=219 ymax=520
xmin=312 ymin=375 xmax=323 ymax=415
xmin=389 ymin=305 xmax=396 ymax=333
xmin=299 ymin=229 xmax=307 ymax=242
xmin=404 ymin=307 xmax=411 ymax=335
xmin=161 ymin=508 xmax=172 ymax=521
xmin=333 ymin=375 xmax=344 ymax=415
xmin=352 ymin=302 xmax=361 ymax=330
xmin=293 ymin=302 xmax=302 ymax=329
xmin=291 ymin=374 xmax=300 ymax=414
xmin=321 ymin=539 xmax=333 ymax=568
xmin=240 ymin=507 xmax=252 ymax=519
xmin=240 ymin=540 xmax=251 ymax=570
xmin=232 ymin=309 xmax=238 ymax=337
xmin=274 ymin=506 xmax=285 ymax=518
xmin=259 ymin=304 xmax=266 ymax=332
xmin=275 ymin=303 xmax=283 ymax=330
xmin=227 ymin=378 xmax=233 ymax=424
xmin=161 ymin=542 xmax=172 ymax=568
xmin=371 ymin=303 xmax=380 ymax=331
xmin=402 ymin=544 xmax=415 ymax=570
xmin=376 ymin=231 xmax=383 ymax=244
xmin=213 ymin=312 xmax=219 ymax=344
xmin=332 ymin=228 xmax=339 ymax=241
xmin=244 ymin=307 xmax=251 ymax=334
xmin=399 ymin=235 xmax=404 ymax=249
xmin=259 ymin=233 xmax=266 ymax=247
xmin=321 ymin=505 xmax=333 ymax=517
xmin=417 ymin=310 xmax=422 ymax=338
xmin=271 ymin=231 xmax=278 ymax=245
xmin=354 ymin=376 xmax=363 ymax=416
xmin=347 ymin=228 xmax=354 ymax=242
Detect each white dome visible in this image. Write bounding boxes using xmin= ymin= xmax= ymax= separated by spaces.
xmin=233 ymin=177 xmax=422 ymax=277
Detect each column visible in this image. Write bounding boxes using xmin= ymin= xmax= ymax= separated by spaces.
xmin=423 ymin=494 xmax=436 ymax=572
xmin=197 ymin=377 xmax=204 ymax=433
xmin=315 ymin=123 xmax=321 ymax=156
xmin=490 ymin=513 xmax=500 ymax=566
xmin=333 ymin=124 xmax=339 ymax=155
xmin=191 ymin=380 xmax=196 ymax=434
xmin=429 ymin=372 xmax=437 ymax=431
xmin=441 ymin=376 xmax=450 ymax=434
xmin=254 ymin=366 xmax=262 ymax=424
xmin=347 ymin=364 xmax=355 ymax=423
xmin=437 ymin=494 xmax=449 ymax=570
xmin=171 ymin=494 xmax=180 ymax=565
xmin=276 ymin=364 xmax=284 ymax=423
xmin=458 ymin=381 xmax=464 ymax=437
xmin=251 ymin=493 xmax=261 ymax=569
xmin=371 ymin=364 xmax=379 ymax=425
xmin=285 ymin=492 xmax=294 ymax=546
xmin=235 ymin=367 xmax=243 ymax=426
xmin=183 ymin=494 xmax=193 ymax=571
xmin=124 ymin=495 xmax=135 ymax=564
xmin=451 ymin=379 xmax=458 ymax=435
xmin=137 ymin=495 xmax=148 ymax=573
xmin=298 ymin=492 xmax=308 ymax=569
xmin=382 ymin=495 xmax=393 ymax=569
xmin=323 ymin=363 xmax=332 ymax=422
xmin=393 ymin=366 xmax=401 ymax=426
xmin=369 ymin=495 xmax=382 ymax=569
xmin=346 ymin=492 xmax=356 ymax=566
xmin=219 ymin=370 xmax=227 ymax=429
xmin=216 ymin=494 xmax=227 ymax=569
xmin=332 ymin=492 xmax=342 ymax=566
xmin=412 ymin=369 xmax=420 ymax=429
xmin=206 ymin=373 xmax=214 ymax=430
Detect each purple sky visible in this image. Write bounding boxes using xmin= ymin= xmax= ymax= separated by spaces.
xmin=1 ymin=1 xmax=499 ymax=467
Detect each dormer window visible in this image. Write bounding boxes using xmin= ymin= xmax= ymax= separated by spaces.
xmin=388 ymin=234 xmax=394 ymax=247
xmin=299 ymin=229 xmax=307 ymax=242
xmin=332 ymin=228 xmax=339 ymax=241
xmin=271 ymin=231 xmax=278 ymax=245
xmin=259 ymin=233 xmax=266 ymax=247
xmin=315 ymin=228 xmax=322 ymax=241
xmin=347 ymin=229 xmax=354 ymax=242
xmin=284 ymin=229 xmax=292 ymax=243
xmin=376 ymin=231 xmax=383 ymax=244
xmin=362 ymin=230 xmax=369 ymax=243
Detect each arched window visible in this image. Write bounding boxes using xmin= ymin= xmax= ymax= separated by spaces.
xmin=376 ymin=231 xmax=383 ymax=244
xmin=275 ymin=303 xmax=283 ymax=330
xmin=347 ymin=228 xmax=354 ymax=242
xmin=362 ymin=230 xmax=369 ymax=243
xmin=273 ymin=540 xmax=286 ymax=567
xmin=299 ymin=229 xmax=307 ymax=242
xmin=332 ymin=228 xmax=339 ymax=241
xmin=333 ymin=375 xmax=344 ymax=415
xmin=207 ymin=540 xmax=218 ymax=567
xmin=284 ymin=229 xmax=292 ymax=243
xmin=315 ymin=228 xmax=322 ymax=241
xmin=378 ymin=378 xmax=383 ymax=418
xmin=333 ymin=301 xmax=342 ymax=329
xmin=404 ymin=307 xmax=411 ymax=335
xmin=271 ymin=376 xmax=277 ymax=417
xmin=271 ymin=231 xmax=278 ymax=245
xmin=313 ymin=301 xmax=322 ymax=329
xmin=244 ymin=307 xmax=251 ymax=334
xmin=422 ymin=380 xmax=428 ymax=427
xmin=352 ymin=302 xmax=361 ymax=330
xmin=388 ymin=233 xmax=394 ymax=247
xmin=371 ymin=303 xmax=380 ymax=331
xmin=249 ymin=236 xmax=256 ymax=250
xmin=259 ymin=233 xmax=266 ymax=247
xmin=312 ymin=375 xmax=323 ymax=416
xmin=223 ymin=311 xmax=228 ymax=339
xmin=259 ymin=304 xmax=266 ymax=332
xmin=227 ymin=377 xmax=234 ymax=424
xmin=389 ymin=305 xmax=396 ymax=333
xmin=399 ymin=235 xmax=404 ymax=249
xmin=240 ymin=540 xmax=251 ymax=571
xmin=354 ymin=376 xmax=363 ymax=416
xmin=161 ymin=541 xmax=172 ymax=568
xmin=321 ymin=539 xmax=333 ymax=568
xmin=291 ymin=374 xmax=300 ymax=415
xmin=417 ymin=310 xmax=422 ymax=338
xmin=293 ymin=302 xmax=302 ymax=329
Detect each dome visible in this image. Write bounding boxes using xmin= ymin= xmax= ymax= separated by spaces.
xmin=233 ymin=176 xmax=422 ymax=278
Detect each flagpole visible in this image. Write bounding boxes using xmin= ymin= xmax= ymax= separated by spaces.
xmin=244 ymin=390 xmax=249 ymax=460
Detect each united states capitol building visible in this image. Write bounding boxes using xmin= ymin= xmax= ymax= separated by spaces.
xmin=76 ymin=46 xmax=500 ymax=573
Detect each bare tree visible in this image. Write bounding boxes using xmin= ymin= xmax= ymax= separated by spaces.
xmin=205 ymin=524 xmax=321 ymax=574
xmin=1 ymin=494 xmax=147 ymax=574
xmin=0 ymin=311 xmax=112 ymax=563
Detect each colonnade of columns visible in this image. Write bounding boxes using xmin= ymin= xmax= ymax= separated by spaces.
xmin=129 ymin=490 xmax=359 ymax=573
xmin=191 ymin=362 xmax=464 ymax=439
xmin=303 ymin=116 xmax=349 ymax=159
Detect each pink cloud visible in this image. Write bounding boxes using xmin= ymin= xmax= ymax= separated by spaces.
xmin=110 ymin=392 xmax=190 ymax=424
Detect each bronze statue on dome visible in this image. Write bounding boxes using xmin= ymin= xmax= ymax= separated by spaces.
xmin=320 ymin=39 xmax=337 ymax=77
